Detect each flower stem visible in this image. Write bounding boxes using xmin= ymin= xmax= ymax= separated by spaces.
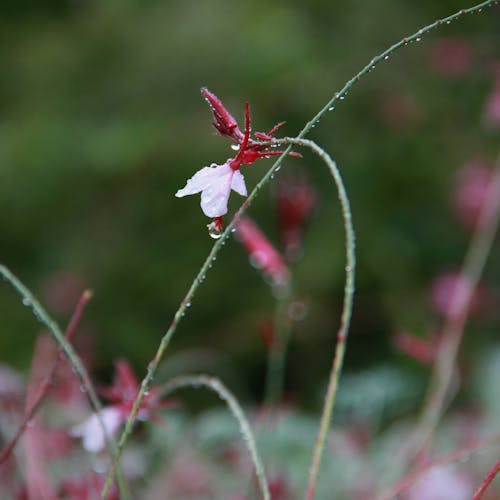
xmin=472 ymin=456 xmax=500 ymax=500
xmin=273 ymin=138 xmax=356 ymax=500
xmin=160 ymin=374 xmax=270 ymax=500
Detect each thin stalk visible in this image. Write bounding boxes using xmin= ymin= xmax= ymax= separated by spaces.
xmin=102 ymin=1 xmax=496 ymax=495
xmin=472 ymin=456 xmax=500 ymax=500
xmin=0 ymin=290 xmax=92 ymax=464
xmin=0 ymin=266 xmax=129 ymax=499
xmin=273 ymin=138 xmax=355 ymax=500
xmin=160 ymin=374 xmax=270 ymax=500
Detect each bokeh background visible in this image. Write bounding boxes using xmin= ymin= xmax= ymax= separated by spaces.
xmin=1 ymin=0 xmax=499 ymax=428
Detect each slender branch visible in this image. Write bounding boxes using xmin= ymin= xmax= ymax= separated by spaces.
xmin=0 ymin=290 xmax=92 ymax=465
xmin=272 ymin=138 xmax=355 ymax=500
xmin=102 ymin=1 xmax=496 ymax=495
xmin=473 ymin=456 xmax=500 ymax=500
xmin=160 ymin=374 xmax=270 ymax=500
xmin=377 ymin=434 xmax=500 ymax=499
xmin=0 ymin=265 xmax=129 ymax=498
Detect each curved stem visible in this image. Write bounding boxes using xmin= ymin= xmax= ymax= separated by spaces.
xmin=273 ymin=138 xmax=356 ymax=500
xmin=160 ymin=374 xmax=270 ymax=500
xmin=0 ymin=265 xmax=129 ymax=498
xmin=102 ymin=1 xmax=495 ymax=495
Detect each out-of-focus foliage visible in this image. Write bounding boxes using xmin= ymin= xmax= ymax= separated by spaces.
xmin=0 ymin=0 xmax=499 ymax=417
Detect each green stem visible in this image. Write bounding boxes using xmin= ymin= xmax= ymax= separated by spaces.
xmin=0 ymin=265 xmax=129 ymax=499
xmin=273 ymin=139 xmax=356 ymax=500
xmin=102 ymin=1 xmax=496 ymax=496
xmin=160 ymin=374 xmax=270 ymax=500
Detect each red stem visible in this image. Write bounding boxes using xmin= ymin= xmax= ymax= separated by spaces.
xmin=0 ymin=290 xmax=92 ymax=465
xmin=472 ymin=457 xmax=500 ymax=500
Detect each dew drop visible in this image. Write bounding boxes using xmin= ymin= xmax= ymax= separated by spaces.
xmin=329 ymin=106 xmax=335 ymax=111
xmin=22 ymin=297 xmax=31 ymax=306
xmin=384 ymin=55 xmax=389 ymax=60
xmin=186 ymin=302 xmax=191 ymax=308
xmin=339 ymin=96 xmax=345 ymax=100
xmin=416 ymin=37 xmax=422 ymax=42
xmin=207 ymin=222 xmax=222 ymax=240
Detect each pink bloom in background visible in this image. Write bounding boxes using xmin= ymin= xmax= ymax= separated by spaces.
xmin=275 ymin=174 xmax=316 ymax=261
xmin=428 ymin=38 xmax=473 ymax=77
xmin=393 ymin=331 xmax=437 ymax=364
xmin=453 ymin=161 xmax=493 ymax=229
xmin=235 ymin=216 xmax=290 ymax=289
xmin=405 ymin=465 xmax=474 ymax=500
xmin=483 ymin=76 xmax=500 ymax=128
xmin=428 ymin=272 xmax=480 ymax=320
xmin=176 ymin=88 xmax=299 ymax=230
xmin=71 ymin=360 xmax=173 ymax=453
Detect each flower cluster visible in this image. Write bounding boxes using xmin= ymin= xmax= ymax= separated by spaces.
xmin=176 ymin=88 xmax=299 ymax=233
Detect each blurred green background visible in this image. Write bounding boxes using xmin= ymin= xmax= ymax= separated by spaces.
xmin=1 ymin=0 xmax=499 ymax=415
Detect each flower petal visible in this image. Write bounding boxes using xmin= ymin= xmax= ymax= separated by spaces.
xmin=231 ymin=169 xmax=247 ymax=196
xmin=70 ymin=406 xmax=122 ymax=453
xmin=175 ymin=164 xmax=224 ymax=198
xmin=200 ymin=167 xmax=234 ymax=217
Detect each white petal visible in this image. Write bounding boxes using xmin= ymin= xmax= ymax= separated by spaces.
xmin=175 ymin=163 xmax=227 ymax=198
xmin=231 ymin=169 xmax=247 ymax=196
xmin=70 ymin=406 xmax=122 ymax=453
xmin=200 ymin=168 xmax=234 ymax=218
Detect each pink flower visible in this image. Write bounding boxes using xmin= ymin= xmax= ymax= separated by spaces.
xmin=428 ymin=38 xmax=473 ymax=78
xmin=71 ymin=360 xmax=173 ymax=453
xmin=235 ymin=216 xmax=290 ymax=289
xmin=405 ymin=466 xmax=473 ymax=500
xmin=176 ymin=161 xmax=247 ymax=218
xmin=275 ymin=174 xmax=316 ymax=260
xmin=70 ymin=406 xmax=122 ymax=453
xmin=428 ymin=272 xmax=486 ymax=320
xmin=393 ymin=331 xmax=437 ymax=364
xmin=453 ymin=161 xmax=493 ymax=229
xmin=483 ymin=66 xmax=500 ymax=128
xmin=176 ymin=88 xmax=299 ymax=228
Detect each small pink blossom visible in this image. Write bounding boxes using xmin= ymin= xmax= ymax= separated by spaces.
xmin=176 ymin=161 xmax=247 ymax=218
xmin=235 ymin=216 xmax=290 ymax=289
xmin=405 ymin=465 xmax=474 ymax=500
xmin=483 ymin=60 xmax=500 ymax=129
xmin=428 ymin=38 xmax=473 ymax=77
xmin=428 ymin=272 xmax=480 ymax=320
xmin=71 ymin=360 xmax=174 ymax=453
xmin=393 ymin=331 xmax=437 ymax=364
xmin=275 ymin=174 xmax=316 ymax=260
xmin=176 ymin=88 xmax=299 ymax=229
xmin=453 ymin=161 xmax=494 ymax=229
xmin=70 ymin=406 xmax=122 ymax=453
